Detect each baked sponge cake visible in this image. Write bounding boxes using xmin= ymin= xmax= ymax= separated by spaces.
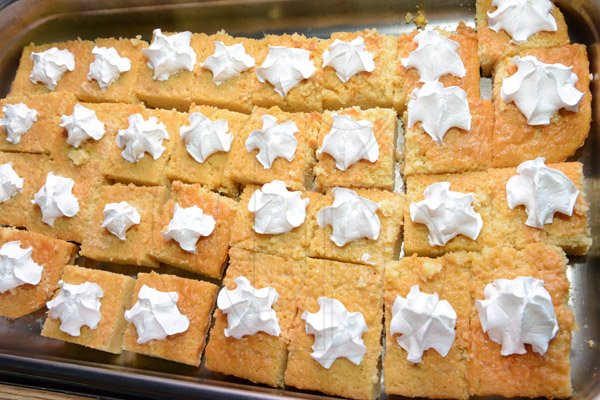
xmin=0 ymin=227 xmax=77 ymax=319
xmin=204 ymin=248 xmax=308 ymax=387
xmin=41 ymin=265 xmax=135 ymax=354
xmin=468 ymin=244 xmax=574 ymax=398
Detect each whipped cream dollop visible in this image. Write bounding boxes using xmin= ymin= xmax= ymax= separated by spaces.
xmin=46 ymin=280 xmax=104 ymax=337
xmin=322 ymin=37 xmax=375 ymax=83
xmin=246 ymin=114 xmax=298 ymax=169
xmin=87 ymin=46 xmax=132 ymax=90
xmin=125 ymin=284 xmax=190 ymax=344
xmin=142 ymin=29 xmax=196 ymax=81
xmin=506 ymin=157 xmax=578 ymax=228
xmin=60 ymin=103 xmax=106 ymax=148
xmin=180 ymin=112 xmax=233 ymax=163
xmin=0 ymin=103 xmax=38 ymax=144
xmin=0 ymin=162 xmax=23 ymax=203
xmin=317 ymin=187 xmax=380 ymax=247
xmin=488 ymin=0 xmax=557 ymax=43
xmin=401 ymin=30 xmax=466 ymax=82
xmin=390 ymin=285 xmax=457 ymax=363
xmin=30 ymin=47 xmax=75 ymax=90
xmin=32 ymin=172 xmax=79 ymax=226
xmin=202 ymin=41 xmax=255 ymax=85
xmin=102 ymin=201 xmax=141 ymax=241
xmin=0 ymin=241 xmax=43 ymax=294
xmin=410 ymin=182 xmax=483 ymax=246
xmin=248 ymin=180 xmax=309 ymax=235
xmin=317 ymin=114 xmax=378 ymax=171
xmin=501 ymin=56 xmax=584 ymax=125
xmin=477 ymin=276 xmax=559 ymax=356
xmin=162 ymin=203 xmax=216 ymax=253
xmin=256 ymin=46 xmax=316 ymax=97
xmin=117 ymin=113 xmax=169 ymax=163
xmin=303 ymin=297 xmax=368 ymax=369
xmin=407 ymin=81 xmax=472 ymax=144
xmin=217 ymin=276 xmax=281 ymax=339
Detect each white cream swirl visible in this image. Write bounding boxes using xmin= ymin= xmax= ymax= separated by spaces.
xmin=101 ymin=201 xmax=141 ymax=241
xmin=60 ymin=103 xmax=106 ymax=148
xmin=322 ymin=37 xmax=375 ymax=83
xmin=0 ymin=241 xmax=43 ymax=294
xmin=161 ymin=203 xmax=216 ymax=253
xmin=142 ymin=29 xmax=196 ymax=81
xmin=477 ymin=276 xmax=559 ymax=356
xmin=87 ymin=46 xmax=132 ymax=90
xmin=488 ymin=0 xmax=558 ymax=43
xmin=180 ymin=112 xmax=233 ymax=163
xmin=407 ymin=80 xmax=471 ymax=144
xmin=217 ymin=276 xmax=281 ymax=339
xmin=317 ymin=187 xmax=380 ymax=247
xmin=32 ymin=172 xmax=79 ymax=226
xmin=0 ymin=162 xmax=23 ymax=203
xmin=410 ymin=182 xmax=483 ymax=246
xmin=201 ymin=41 xmax=255 ymax=85
xmin=390 ymin=285 xmax=457 ymax=363
xmin=246 ymin=114 xmax=298 ymax=169
xmin=256 ymin=46 xmax=316 ymax=97
xmin=29 ymin=47 xmax=75 ymax=90
xmin=0 ymin=103 xmax=38 ymax=145
xmin=116 ymin=113 xmax=169 ymax=163
xmin=46 ymin=280 xmax=104 ymax=337
xmin=124 ymin=284 xmax=190 ymax=344
xmin=506 ymin=157 xmax=579 ymax=228
xmin=501 ymin=56 xmax=584 ymax=125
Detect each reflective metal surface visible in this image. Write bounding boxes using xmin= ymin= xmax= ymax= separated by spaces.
xmin=0 ymin=0 xmax=597 ymax=398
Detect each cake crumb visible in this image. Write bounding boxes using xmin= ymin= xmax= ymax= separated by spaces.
xmin=406 ymin=8 xmax=428 ymax=28
xmin=421 ymin=260 xmax=442 ymax=281
xmin=588 ymin=339 xmax=597 ymax=349
xmin=67 ymin=148 xmax=90 ymax=166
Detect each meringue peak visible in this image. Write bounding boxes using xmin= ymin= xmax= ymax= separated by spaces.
xmin=60 ymin=103 xmax=106 ymax=148
xmin=29 ymin=47 xmax=75 ymax=90
xmin=142 ymin=29 xmax=196 ymax=81
xmin=246 ymin=114 xmax=298 ymax=169
xmin=202 ymin=41 xmax=255 ymax=85
xmin=180 ymin=112 xmax=233 ymax=163
xmin=0 ymin=241 xmax=43 ymax=294
xmin=32 ymin=172 xmax=80 ymax=226
xmin=161 ymin=203 xmax=216 ymax=253
xmin=46 ymin=280 xmax=104 ymax=337
xmin=88 ymin=46 xmax=132 ymax=90
xmin=488 ymin=0 xmax=558 ymax=43
xmin=322 ymin=37 xmax=375 ymax=83
xmin=102 ymin=201 xmax=141 ymax=240
xmin=116 ymin=113 xmax=169 ymax=163
xmin=256 ymin=46 xmax=316 ymax=97
xmin=0 ymin=103 xmax=38 ymax=145
xmin=0 ymin=162 xmax=23 ymax=203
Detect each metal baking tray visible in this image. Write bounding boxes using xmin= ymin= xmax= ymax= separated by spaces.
xmin=0 ymin=0 xmax=598 ymax=398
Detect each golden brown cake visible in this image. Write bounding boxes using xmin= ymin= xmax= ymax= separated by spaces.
xmin=80 ymin=184 xmax=167 ymax=268
xmin=284 ymin=257 xmax=383 ymax=400
xmin=314 ymin=106 xmax=397 ymax=192
xmin=491 ymin=44 xmax=591 ymax=167
xmin=204 ymin=248 xmax=308 ymax=387
xmin=384 ymin=253 xmax=472 ymax=399
xmin=41 ymin=265 xmax=135 ymax=354
xmin=467 ymin=244 xmax=574 ymax=398
xmin=165 ymin=104 xmax=246 ymax=196
xmin=0 ymin=227 xmax=77 ymax=319
xmin=229 ymin=184 xmax=322 ymax=259
xmin=9 ymin=40 xmax=94 ymax=97
xmin=152 ymin=181 xmax=237 ymax=279
xmin=476 ymin=0 xmax=570 ymax=76
xmin=321 ymin=29 xmax=398 ymax=110
xmin=393 ymin=23 xmax=481 ymax=113
xmin=122 ymin=271 xmax=218 ymax=366
xmin=224 ymin=106 xmax=318 ymax=191
xmin=77 ymin=37 xmax=148 ymax=104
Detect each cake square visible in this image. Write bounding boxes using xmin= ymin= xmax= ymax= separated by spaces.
xmin=321 ymin=29 xmax=398 ymax=110
xmin=77 ymin=37 xmax=148 ymax=104
xmin=251 ymin=33 xmax=324 ymax=113
xmin=0 ymin=152 xmax=52 ymax=229
xmin=468 ymin=244 xmax=574 ymax=398
xmin=9 ymin=39 xmax=94 ymax=97
xmin=0 ymin=227 xmax=77 ymax=319
xmin=476 ymin=0 xmax=570 ymax=76
xmin=309 ymin=188 xmax=403 ymax=267
xmin=122 ymin=271 xmax=218 ymax=366
xmin=314 ymin=106 xmax=397 ymax=192
xmin=80 ymin=184 xmax=167 ymax=268
xmin=404 ymin=171 xmax=494 ymax=256
xmin=0 ymin=93 xmax=78 ymax=155
xmin=135 ymin=31 xmax=194 ymax=111
xmin=393 ymin=23 xmax=481 ymax=113
xmin=165 ymin=104 xmax=247 ymax=196
xmin=152 ymin=181 xmax=237 ymax=279
xmin=41 ymin=265 xmax=136 ymax=354
xmin=489 ymin=162 xmax=591 ymax=255
xmin=204 ymin=247 xmax=308 ymax=387
xmin=284 ymin=257 xmax=383 ymax=400
xmin=384 ymin=253 xmax=472 ymax=399
xmin=229 ymin=184 xmax=322 ymax=259
xmin=103 ymin=107 xmax=182 ymax=186
xmin=224 ymin=106 xmax=318 ymax=191
xmin=191 ymin=31 xmax=262 ymax=114
xmin=403 ymin=98 xmax=495 ymax=176
xmin=491 ymin=44 xmax=592 ymax=168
